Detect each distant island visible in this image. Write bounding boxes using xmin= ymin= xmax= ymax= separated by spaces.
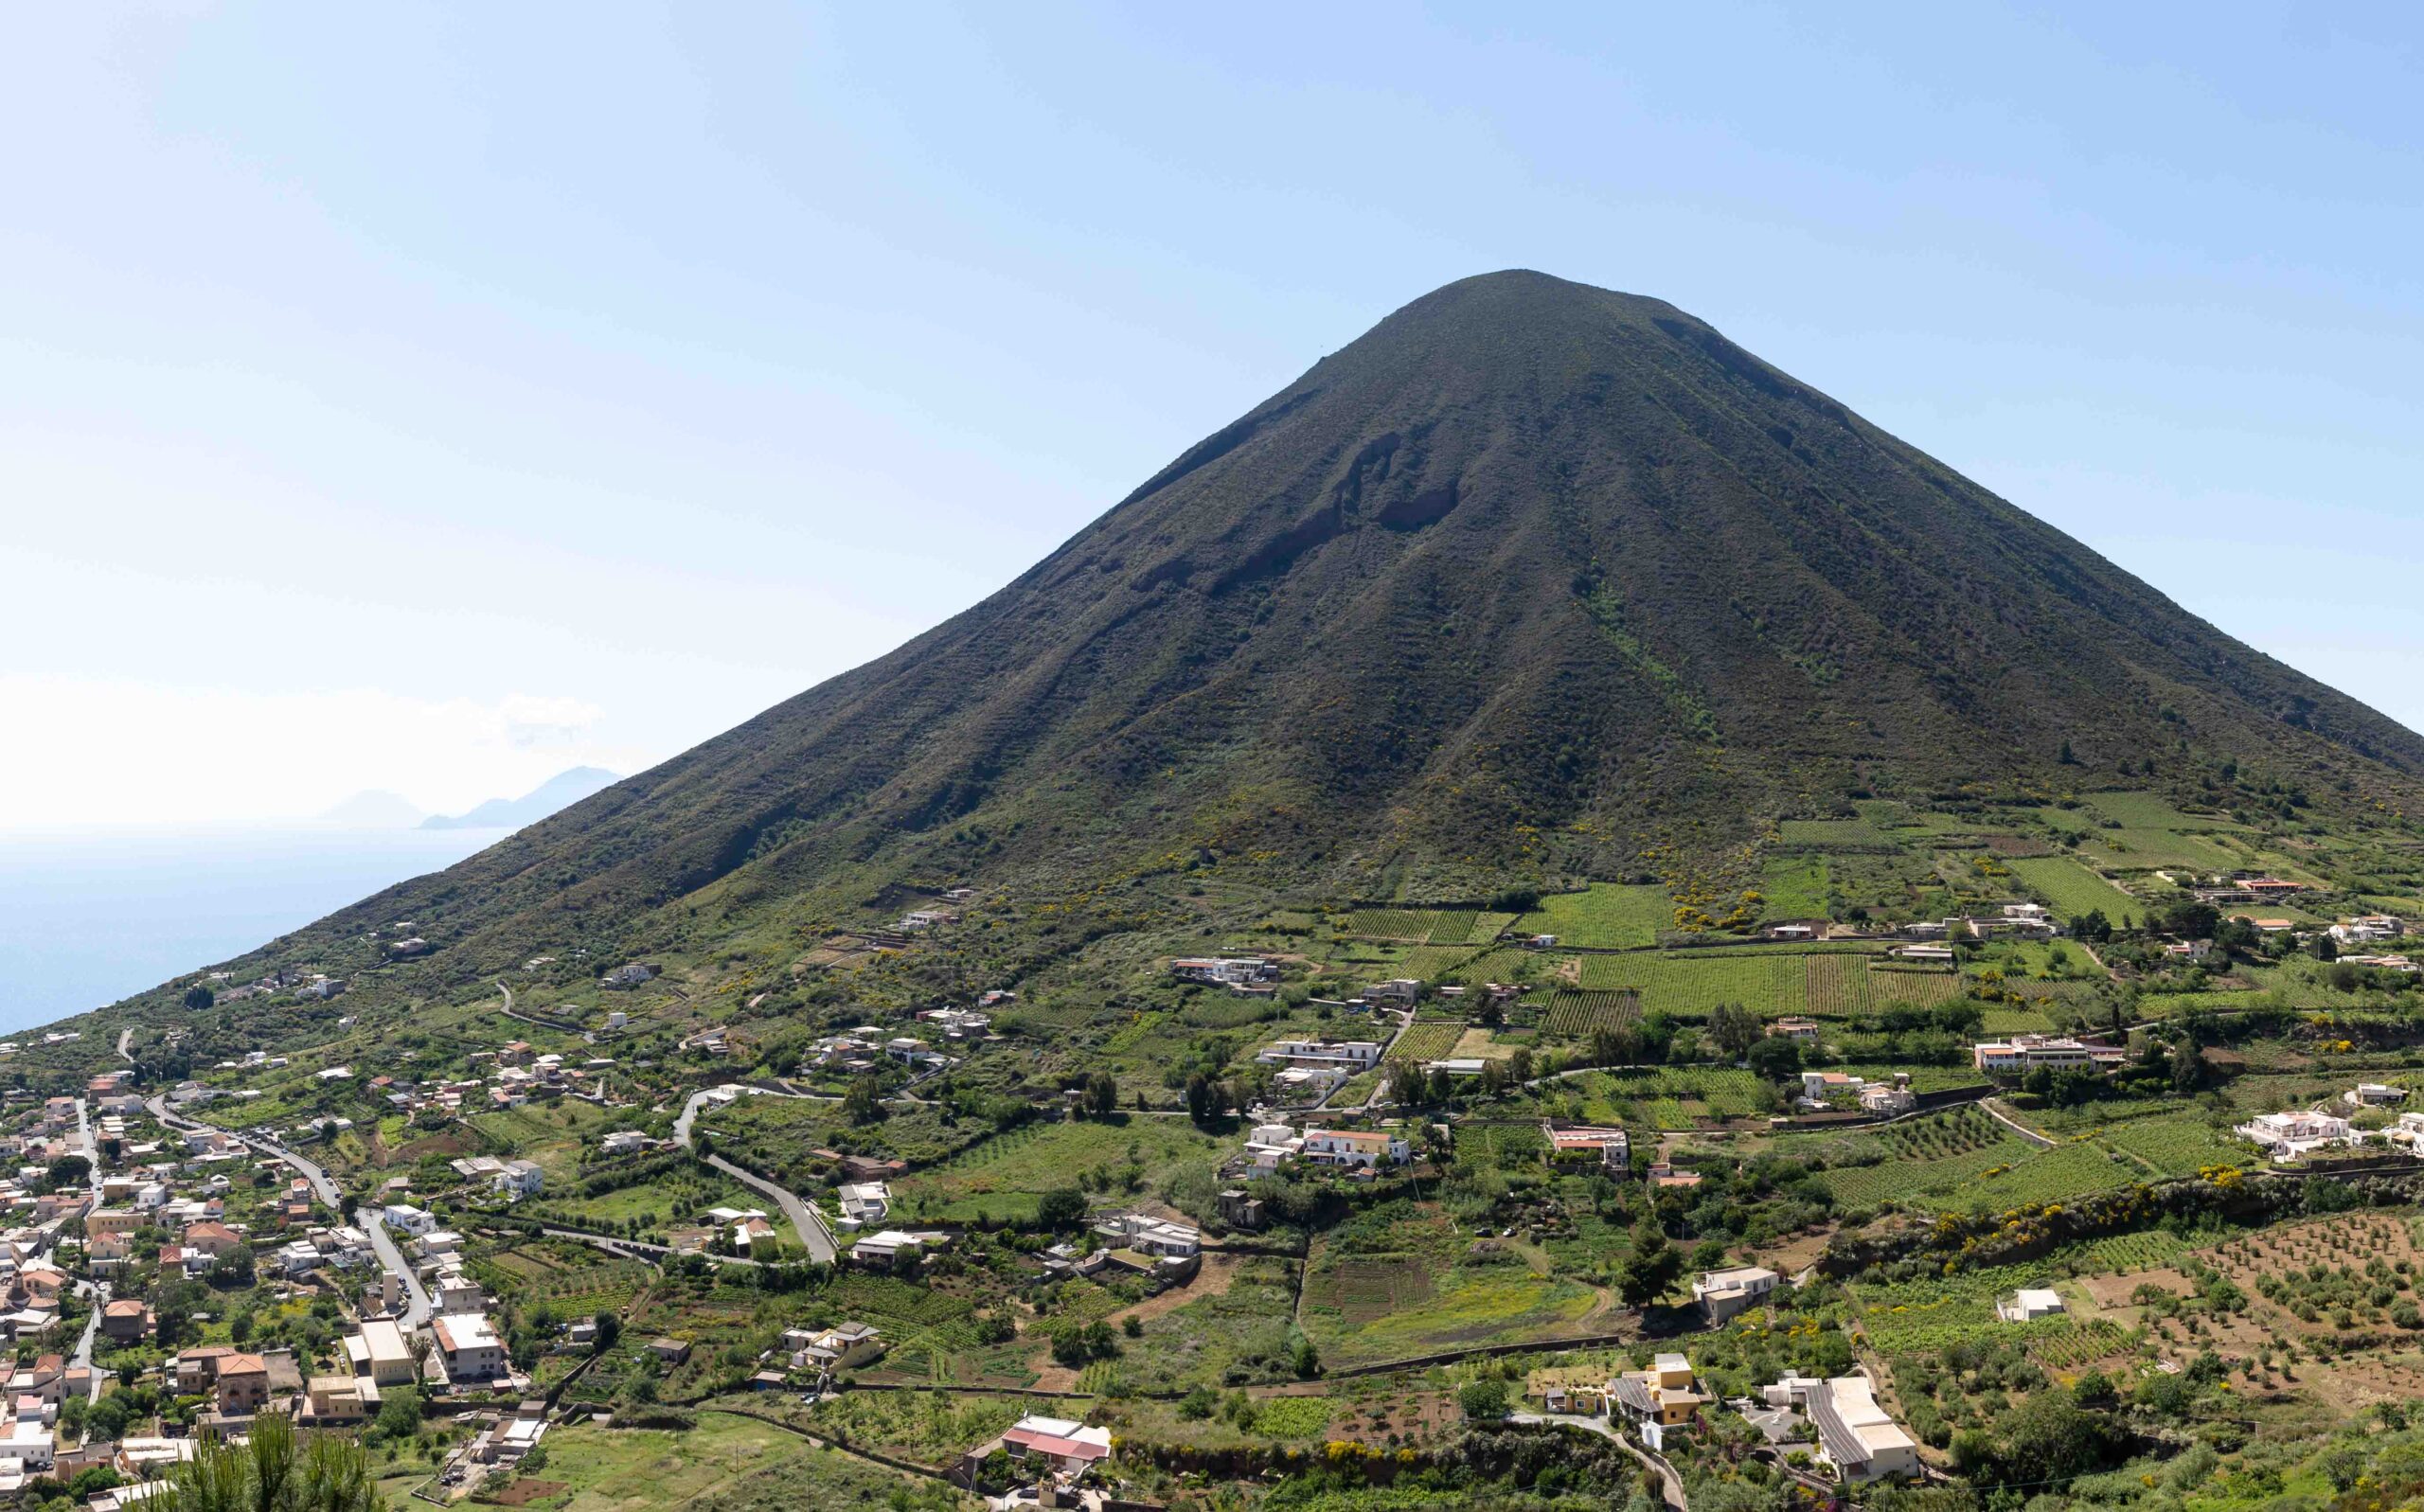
xmin=311 ymin=789 xmax=425 ymax=828
xmin=419 ymin=766 xmax=621 ymax=831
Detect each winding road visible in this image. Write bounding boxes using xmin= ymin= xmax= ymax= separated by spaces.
xmin=674 ymin=1087 xmax=838 ymax=1263
xmin=145 ymin=1094 xmax=431 ymax=1326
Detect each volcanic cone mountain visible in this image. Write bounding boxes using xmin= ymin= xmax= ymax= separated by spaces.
xmin=139 ymin=272 xmax=2424 ymax=988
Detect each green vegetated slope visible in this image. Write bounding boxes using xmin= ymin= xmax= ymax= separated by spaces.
xmin=73 ymin=269 xmax=2424 ymax=1026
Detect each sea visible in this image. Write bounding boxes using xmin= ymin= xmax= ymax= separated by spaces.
xmin=0 ymin=826 xmax=507 ymax=1036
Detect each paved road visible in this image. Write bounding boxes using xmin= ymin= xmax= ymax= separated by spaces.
xmin=675 ymin=1088 xmax=838 ymax=1263
xmin=69 ymin=1096 xmax=109 ymax=1399
xmin=69 ymin=1282 xmax=106 ymax=1398
xmin=146 ymin=1094 xmax=430 ymax=1326
xmin=538 ymin=1226 xmax=761 ymax=1269
xmin=116 ymin=1028 xmax=134 ymax=1063
xmin=356 ymin=1207 xmax=434 ymax=1328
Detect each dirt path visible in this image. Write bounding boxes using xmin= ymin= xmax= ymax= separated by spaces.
xmin=1979 ymin=1095 xmax=2056 ymax=1147
xmin=1111 ymin=1253 xmax=1244 ymax=1326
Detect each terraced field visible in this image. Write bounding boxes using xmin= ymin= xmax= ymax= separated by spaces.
xmin=893 ymin=1116 xmax=1225 ymax=1223
xmin=1554 ymin=1066 xmax=1770 ymax=1127
xmin=1515 ymin=884 xmax=1671 ymax=950
xmin=1573 ymin=950 xmax=1809 ymax=1017
xmin=2006 ymin=856 xmax=2145 ymax=927
xmin=1804 ymin=953 xmax=1963 ymax=1017
xmin=2078 ymin=828 xmax=2245 ymax=872
xmin=1341 ymin=909 xmax=1452 ymax=941
xmin=1298 ymin=1202 xmax=1609 ymax=1367
xmin=1538 ymin=990 xmax=1640 ymax=1037
xmin=1777 ymin=818 xmax=1906 ymax=850
xmin=1386 ymin=1023 xmax=1468 ymax=1063
xmin=2098 ymin=1114 xmax=2249 ymax=1177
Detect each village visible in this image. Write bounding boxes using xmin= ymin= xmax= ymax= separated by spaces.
xmin=18 ymin=810 xmax=2424 ymax=1512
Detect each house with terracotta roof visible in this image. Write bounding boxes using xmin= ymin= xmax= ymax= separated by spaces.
xmin=98 ymin=1299 xmax=151 ymax=1343
xmin=960 ymin=1414 xmax=1114 ymax=1487
xmin=211 ymin=1355 xmax=269 ymax=1416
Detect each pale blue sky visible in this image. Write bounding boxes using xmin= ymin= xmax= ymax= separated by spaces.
xmin=6 ymin=3 xmax=2420 ymax=827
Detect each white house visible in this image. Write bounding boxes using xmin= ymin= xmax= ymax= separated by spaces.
xmin=1808 ymin=1377 xmax=1919 ymax=1485
xmin=1169 ymin=957 xmax=1278 ymax=989
xmin=1093 ymin=1214 xmax=1201 ymax=1258
xmin=1859 ymin=1079 xmax=1917 ymax=1116
xmin=1798 ymin=1071 xmax=1865 ymax=1105
xmin=850 ymin=1230 xmax=930 ymax=1271
xmin=493 ymin=1160 xmax=544 ymax=1200
xmin=2332 ymin=916 xmax=2405 ymax=946
xmin=785 ymin=1322 xmax=884 ymax=1375
xmin=1255 ymin=1040 xmax=1382 ymax=1073
xmin=1996 ymin=1288 xmax=2066 ymax=1323
xmin=1692 ymin=1266 xmax=1779 ymax=1323
xmin=2237 ymin=1110 xmax=2358 ymax=1156
xmin=1971 ymin=1034 xmax=2122 ymax=1076
xmin=2346 ymin=1083 xmax=2409 ymax=1108
xmin=433 ymin=1313 xmax=506 ymax=1381
xmin=836 ymin=1183 xmax=891 ymax=1229
xmin=1300 ymin=1129 xmax=1412 ymax=1168
xmin=1242 ymin=1123 xmax=1305 ymax=1169
xmin=998 ymin=1415 xmax=1114 ymax=1479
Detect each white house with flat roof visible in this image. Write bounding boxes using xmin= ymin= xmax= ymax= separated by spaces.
xmin=1808 ymin=1376 xmax=1919 ymax=1484
xmin=1693 ymin=1266 xmax=1779 ymax=1322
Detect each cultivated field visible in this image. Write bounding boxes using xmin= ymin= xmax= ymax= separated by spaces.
xmin=1515 ymin=883 xmax=1671 ymax=950
xmin=2007 ymin=856 xmax=2145 ymax=926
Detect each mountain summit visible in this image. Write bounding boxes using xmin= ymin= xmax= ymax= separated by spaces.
xmin=145 ymin=272 xmax=2424 ymax=975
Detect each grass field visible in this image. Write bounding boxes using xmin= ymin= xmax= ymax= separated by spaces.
xmin=1777 ymin=819 xmax=1905 ymax=850
xmin=1812 ymin=1109 xmax=2037 ymax=1209
xmin=508 ymin=1415 xmax=957 ymax=1512
xmin=1106 ymin=1255 xmax=1303 ymax=1393
xmin=2079 ymin=827 xmax=2245 ymax=872
xmin=2096 ymin=1114 xmax=2251 ymax=1177
xmin=1515 ymin=883 xmax=1671 ymax=950
xmin=466 ymin=1098 xmax=618 ymax=1182
xmin=2006 ymin=856 xmax=2145 ymax=927
xmin=1399 ymin=944 xmax=1485 ymax=980
xmin=1758 ymin=857 xmax=1831 ymax=918
xmin=1340 ymin=909 xmax=1453 ymax=941
xmin=2080 ymin=792 xmax=2248 ymax=831
xmin=892 ymin=1115 xmax=1226 ymax=1223
xmin=1542 ymin=1066 xmax=1773 ymax=1127
xmin=1298 ymin=1202 xmax=1609 ymax=1367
